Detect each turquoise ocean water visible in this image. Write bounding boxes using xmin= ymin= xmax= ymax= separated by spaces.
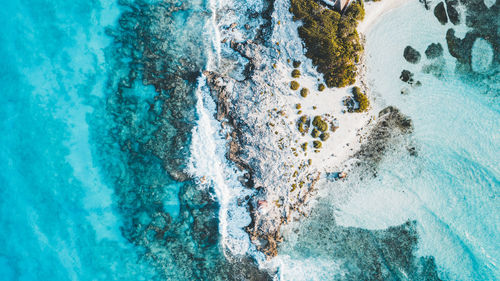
xmin=0 ymin=0 xmax=265 ymax=279
xmin=0 ymin=0 xmax=498 ymax=280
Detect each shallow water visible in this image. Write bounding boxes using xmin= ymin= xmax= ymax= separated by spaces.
xmin=0 ymin=0 xmax=161 ymax=279
xmin=276 ymin=0 xmax=499 ymax=280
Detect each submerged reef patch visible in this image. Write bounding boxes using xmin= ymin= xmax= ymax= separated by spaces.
xmin=353 ymin=106 xmax=414 ymax=176
xmin=281 ymin=202 xmax=442 ymax=280
xmin=90 ymin=0 xmax=272 ymax=279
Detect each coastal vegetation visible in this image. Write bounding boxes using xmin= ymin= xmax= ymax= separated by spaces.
xmin=319 ymin=132 xmax=330 ymax=141
xmin=352 ymin=86 xmax=370 ymax=112
xmin=289 ymin=0 xmax=365 ymax=88
xmin=300 ymin=88 xmax=309 ymax=97
xmin=313 ymin=140 xmax=322 ymax=149
xmin=292 ymin=69 xmax=301 ymax=78
xmin=312 ymin=116 xmax=328 ymax=131
xmin=291 ymin=80 xmax=300 ymax=90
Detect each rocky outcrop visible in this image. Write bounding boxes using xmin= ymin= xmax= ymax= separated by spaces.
xmin=425 ymin=43 xmax=444 ymax=59
xmin=353 ymin=106 xmax=415 ymax=176
xmin=400 ymin=70 xmax=414 ymax=83
xmin=434 ymin=2 xmax=448 ymax=25
xmin=403 ymin=46 xmax=421 ymax=64
xmin=446 ymin=28 xmax=476 ymax=66
xmin=203 ymin=68 xmax=322 ymax=259
xmin=445 ymin=0 xmax=460 ymax=25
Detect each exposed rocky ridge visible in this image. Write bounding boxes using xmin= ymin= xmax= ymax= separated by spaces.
xmin=202 ymin=0 xmax=415 ymax=261
xmin=352 ymin=106 xmax=415 ymax=177
xmin=204 ymin=66 xmax=322 ymax=258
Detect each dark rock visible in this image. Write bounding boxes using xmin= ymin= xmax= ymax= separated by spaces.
xmin=434 ymin=2 xmax=448 ymax=25
xmin=445 ymin=0 xmax=460 ymax=25
xmin=419 ymin=0 xmax=431 ymax=10
xmin=354 ymin=106 xmax=414 ymax=175
xmin=425 ymin=43 xmax=444 ymax=59
xmin=403 ymin=46 xmax=421 ymax=64
xmin=400 ymin=70 xmax=414 ymax=82
xmin=446 ymin=28 xmax=476 ymax=66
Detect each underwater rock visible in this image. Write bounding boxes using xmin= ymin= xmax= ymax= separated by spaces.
xmin=445 ymin=0 xmax=460 ymax=25
xmin=400 ymin=70 xmax=414 ymax=82
xmin=403 ymin=46 xmax=421 ymax=64
xmin=283 ymin=205 xmax=442 ymax=281
xmin=425 ymin=43 xmax=444 ymax=59
xmin=419 ymin=0 xmax=431 ymax=10
xmin=354 ymin=106 xmax=414 ymax=176
xmin=446 ymin=29 xmax=476 ymax=66
xmin=434 ymin=2 xmax=448 ymax=25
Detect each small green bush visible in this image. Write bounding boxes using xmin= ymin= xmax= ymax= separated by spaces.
xmin=311 ymin=128 xmax=320 ymax=138
xmin=300 ymin=88 xmax=309 ymax=97
xmin=301 ymin=142 xmax=308 ymax=151
xmin=291 ymin=81 xmax=300 ymax=90
xmin=318 ymin=84 xmax=325 ymax=91
xmin=352 ymin=86 xmax=370 ymax=112
xmin=300 ymin=115 xmax=308 ymax=123
xmin=296 ymin=103 xmax=301 ymax=109
xmin=319 ymin=132 xmax=330 ymax=141
xmin=312 ymin=116 xmax=328 ymax=131
xmin=293 ymin=60 xmax=301 ymax=68
xmin=313 ymin=140 xmax=322 ymax=149
xmin=298 ymin=122 xmax=307 ymax=134
xmin=291 ymin=69 xmax=301 ymax=78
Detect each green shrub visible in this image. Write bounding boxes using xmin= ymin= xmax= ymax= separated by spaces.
xmin=291 ymin=69 xmax=301 ymax=78
xmin=289 ymin=0 xmax=365 ymax=88
xmin=298 ymin=115 xmax=310 ymax=134
xmin=313 ymin=140 xmax=322 ymax=148
xmin=312 ymin=116 xmax=328 ymax=131
xmin=311 ymin=128 xmax=320 ymax=138
xmin=298 ymin=122 xmax=307 ymax=133
xmin=291 ymin=81 xmax=300 ymax=90
xmin=319 ymin=132 xmax=330 ymax=141
xmin=293 ymin=60 xmax=302 ymax=68
xmin=352 ymin=86 xmax=370 ymax=112
xmin=301 ymin=142 xmax=308 ymax=151
xmin=300 ymin=88 xmax=309 ymax=97
xmin=296 ymin=103 xmax=302 ymax=109
xmin=318 ymin=84 xmax=325 ymax=91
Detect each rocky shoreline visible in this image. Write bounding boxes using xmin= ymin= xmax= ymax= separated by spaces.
xmin=202 ymin=0 xmax=402 ymax=260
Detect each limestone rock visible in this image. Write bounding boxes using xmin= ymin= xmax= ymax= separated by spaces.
xmin=434 ymin=2 xmax=448 ymax=25
xmin=403 ymin=46 xmax=421 ymax=64
xmin=425 ymin=43 xmax=444 ymax=59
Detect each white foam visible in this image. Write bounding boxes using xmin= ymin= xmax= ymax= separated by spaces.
xmin=187 ymin=76 xmax=254 ymax=256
